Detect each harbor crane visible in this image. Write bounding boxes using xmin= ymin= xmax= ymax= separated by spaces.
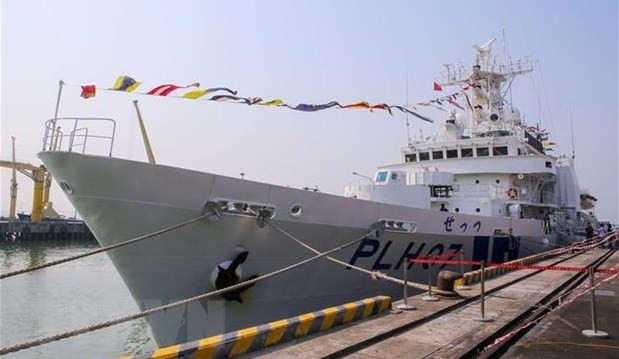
xmin=1 ymin=137 xmax=58 ymax=222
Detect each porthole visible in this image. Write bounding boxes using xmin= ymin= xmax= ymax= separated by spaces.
xmin=455 ymin=208 xmax=460 ymax=213
xmin=59 ymin=181 xmax=74 ymax=195
xmin=475 ymin=180 xmax=480 ymax=184
xmin=290 ymin=204 xmax=303 ymax=218
xmin=475 ymin=208 xmax=481 ymax=213
xmin=495 ymin=179 xmax=500 ymax=184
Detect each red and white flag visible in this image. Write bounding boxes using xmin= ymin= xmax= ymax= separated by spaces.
xmin=147 ymin=82 xmax=200 ymax=96
xmin=433 ymin=82 xmax=443 ymax=91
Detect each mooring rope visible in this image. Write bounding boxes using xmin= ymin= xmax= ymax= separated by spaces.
xmin=264 ymin=220 xmax=451 ymax=295
xmin=0 ymin=228 xmax=375 ymax=355
xmin=0 ymin=213 xmax=214 ymax=280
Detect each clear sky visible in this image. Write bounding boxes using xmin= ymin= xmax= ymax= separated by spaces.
xmin=1 ymin=0 xmax=618 ymax=222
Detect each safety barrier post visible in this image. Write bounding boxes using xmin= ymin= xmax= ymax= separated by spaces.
xmin=396 ymin=258 xmax=416 ymax=310
xmin=582 ymin=266 xmax=609 ymax=338
xmin=474 ymin=260 xmax=494 ymax=322
xmin=456 ymin=251 xmax=471 ymax=291
xmin=422 ymin=265 xmax=439 ymax=302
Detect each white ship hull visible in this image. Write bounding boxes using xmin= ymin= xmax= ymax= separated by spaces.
xmin=39 ymin=152 xmax=554 ymax=346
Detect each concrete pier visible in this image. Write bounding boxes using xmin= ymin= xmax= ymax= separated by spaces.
xmin=503 ymin=252 xmax=619 ymax=359
xmin=0 ymin=218 xmax=95 ymax=241
xmin=247 ymin=249 xmax=617 ymax=359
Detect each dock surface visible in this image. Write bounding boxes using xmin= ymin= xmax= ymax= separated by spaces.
xmin=248 ymin=248 xmax=618 ymax=358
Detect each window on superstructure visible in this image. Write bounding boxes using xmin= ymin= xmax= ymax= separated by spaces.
xmin=419 ymin=152 xmax=430 ymax=161
xmin=461 ymin=148 xmax=473 ymax=157
xmin=405 ymin=153 xmax=417 ymax=162
xmin=477 ymin=147 xmax=489 ymax=157
xmin=446 ymin=149 xmax=458 ymax=159
xmin=376 ymin=171 xmax=388 ymax=182
xmin=493 ymin=146 xmax=508 ymax=156
xmin=545 ymin=161 xmax=552 ymax=168
xmin=432 ymin=151 xmax=444 ymax=160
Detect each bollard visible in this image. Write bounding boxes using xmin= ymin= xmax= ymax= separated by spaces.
xmin=396 ymin=259 xmax=416 ymax=311
xmin=581 ymin=266 xmax=609 ymax=338
xmin=422 ymin=264 xmax=440 ymax=302
xmin=474 ymin=260 xmax=494 ymax=322
xmin=456 ymin=252 xmax=471 ymax=291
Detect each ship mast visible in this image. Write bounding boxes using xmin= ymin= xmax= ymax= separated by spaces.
xmin=439 ymin=37 xmax=536 ymax=136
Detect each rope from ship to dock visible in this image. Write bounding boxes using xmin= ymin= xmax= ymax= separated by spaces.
xmin=263 ymin=219 xmax=453 ymax=295
xmin=0 ymin=226 xmax=380 ymax=355
xmin=0 ymin=213 xmax=216 ymax=280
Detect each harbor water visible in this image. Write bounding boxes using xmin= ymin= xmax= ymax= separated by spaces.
xmin=0 ymin=240 xmax=156 ymax=358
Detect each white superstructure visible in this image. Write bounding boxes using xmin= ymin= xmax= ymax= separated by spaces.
xmin=346 ymin=37 xmax=594 ymax=240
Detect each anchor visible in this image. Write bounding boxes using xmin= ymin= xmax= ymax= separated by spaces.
xmin=214 ymin=250 xmax=259 ymax=303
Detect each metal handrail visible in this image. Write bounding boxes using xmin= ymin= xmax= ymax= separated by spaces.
xmin=42 ymin=118 xmax=116 ymax=157
xmin=452 ymin=184 xmax=556 ymax=204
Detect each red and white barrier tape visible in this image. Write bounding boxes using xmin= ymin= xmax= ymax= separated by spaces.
xmin=407 ymin=258 xmax=619 ymax=274
xmin=482 ymin=261 xmax=619 ymax=351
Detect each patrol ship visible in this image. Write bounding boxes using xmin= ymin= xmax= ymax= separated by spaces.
xmin=38 ymin=38 xmax=595 ymax=346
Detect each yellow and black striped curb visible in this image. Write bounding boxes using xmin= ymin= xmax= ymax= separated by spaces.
xmin=121 ymin=295 xmax=391 ymax=359
xmin=455 ymin=251 xmax=557 ymax=286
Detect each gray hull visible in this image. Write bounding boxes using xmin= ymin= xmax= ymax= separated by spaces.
xmin=39 ymin=152 xmax=553 ymax=346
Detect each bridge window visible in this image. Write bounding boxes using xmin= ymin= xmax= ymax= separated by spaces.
xmin=419 ymin=152 xmax=430 ymax=161
xmin=446 ymin=149 xmax=458 ymax=158
xmin=493 ymin=146 xmax=508 ymax=156
xmin=405 ymin=153 xmax=417 ymax=162
xmin=376 ymin=171 xmax=388 ymax=182
xmin=461 ymin=148 xmax=473 ymax=157
xmin=476 ymin=147 xmax=489 ymax=157
xmin=430 ymin=185 xmax=452 ymax=198
xmin=432 ymin=151 xmax=444 ymax=160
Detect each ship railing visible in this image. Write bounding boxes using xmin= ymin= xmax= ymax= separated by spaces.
xmin=42 ymin=118 xmax=116 ymax=157
xmin=452 ymin=184 xmax=556 ymax=205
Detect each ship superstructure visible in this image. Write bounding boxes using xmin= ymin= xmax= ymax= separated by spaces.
xmin=346 ymin=38 xmax=591 ymax=241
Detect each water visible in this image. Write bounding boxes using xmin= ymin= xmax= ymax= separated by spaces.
xmin=0 ymin=240 xmax=157 ymax=358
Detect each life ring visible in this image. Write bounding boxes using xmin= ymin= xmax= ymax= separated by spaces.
xmin=507 ymin=188 xmax=518 ymax=199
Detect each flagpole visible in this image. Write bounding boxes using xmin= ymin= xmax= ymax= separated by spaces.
xmin=53 ymin=80 xmax=65 ymax=120
xmin=405 ymin=67 xmax=412 ymax=144
xmin=569 ymin=102 xmax=576 ymax=160
xmin=50 ymin=80 xmax=65 ymax=150
xmin=133 ymin=100 xmax=157 ymax=164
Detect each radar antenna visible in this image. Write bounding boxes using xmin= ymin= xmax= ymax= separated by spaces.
xmin=472 ymin=38 xmax=496 ymax=69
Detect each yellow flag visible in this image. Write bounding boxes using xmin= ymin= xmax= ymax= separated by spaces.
xmin=183 ymin=89 xmax=210 ymax=99
xmin=260 ymin=99 xmax=284 ymax=106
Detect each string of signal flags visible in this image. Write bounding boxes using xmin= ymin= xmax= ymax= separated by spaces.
xmin=77 ymin=76 xmax=475 ymax=123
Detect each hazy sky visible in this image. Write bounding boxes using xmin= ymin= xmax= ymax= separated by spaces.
xmin=1 ymin=0 xmax=618 ymax=222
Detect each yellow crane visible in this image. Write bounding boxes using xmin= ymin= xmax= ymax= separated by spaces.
xmin=0 ymin=160 xmax=47 ymax=222
xmin=1 ymin=137 xmax=49 ymax=222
